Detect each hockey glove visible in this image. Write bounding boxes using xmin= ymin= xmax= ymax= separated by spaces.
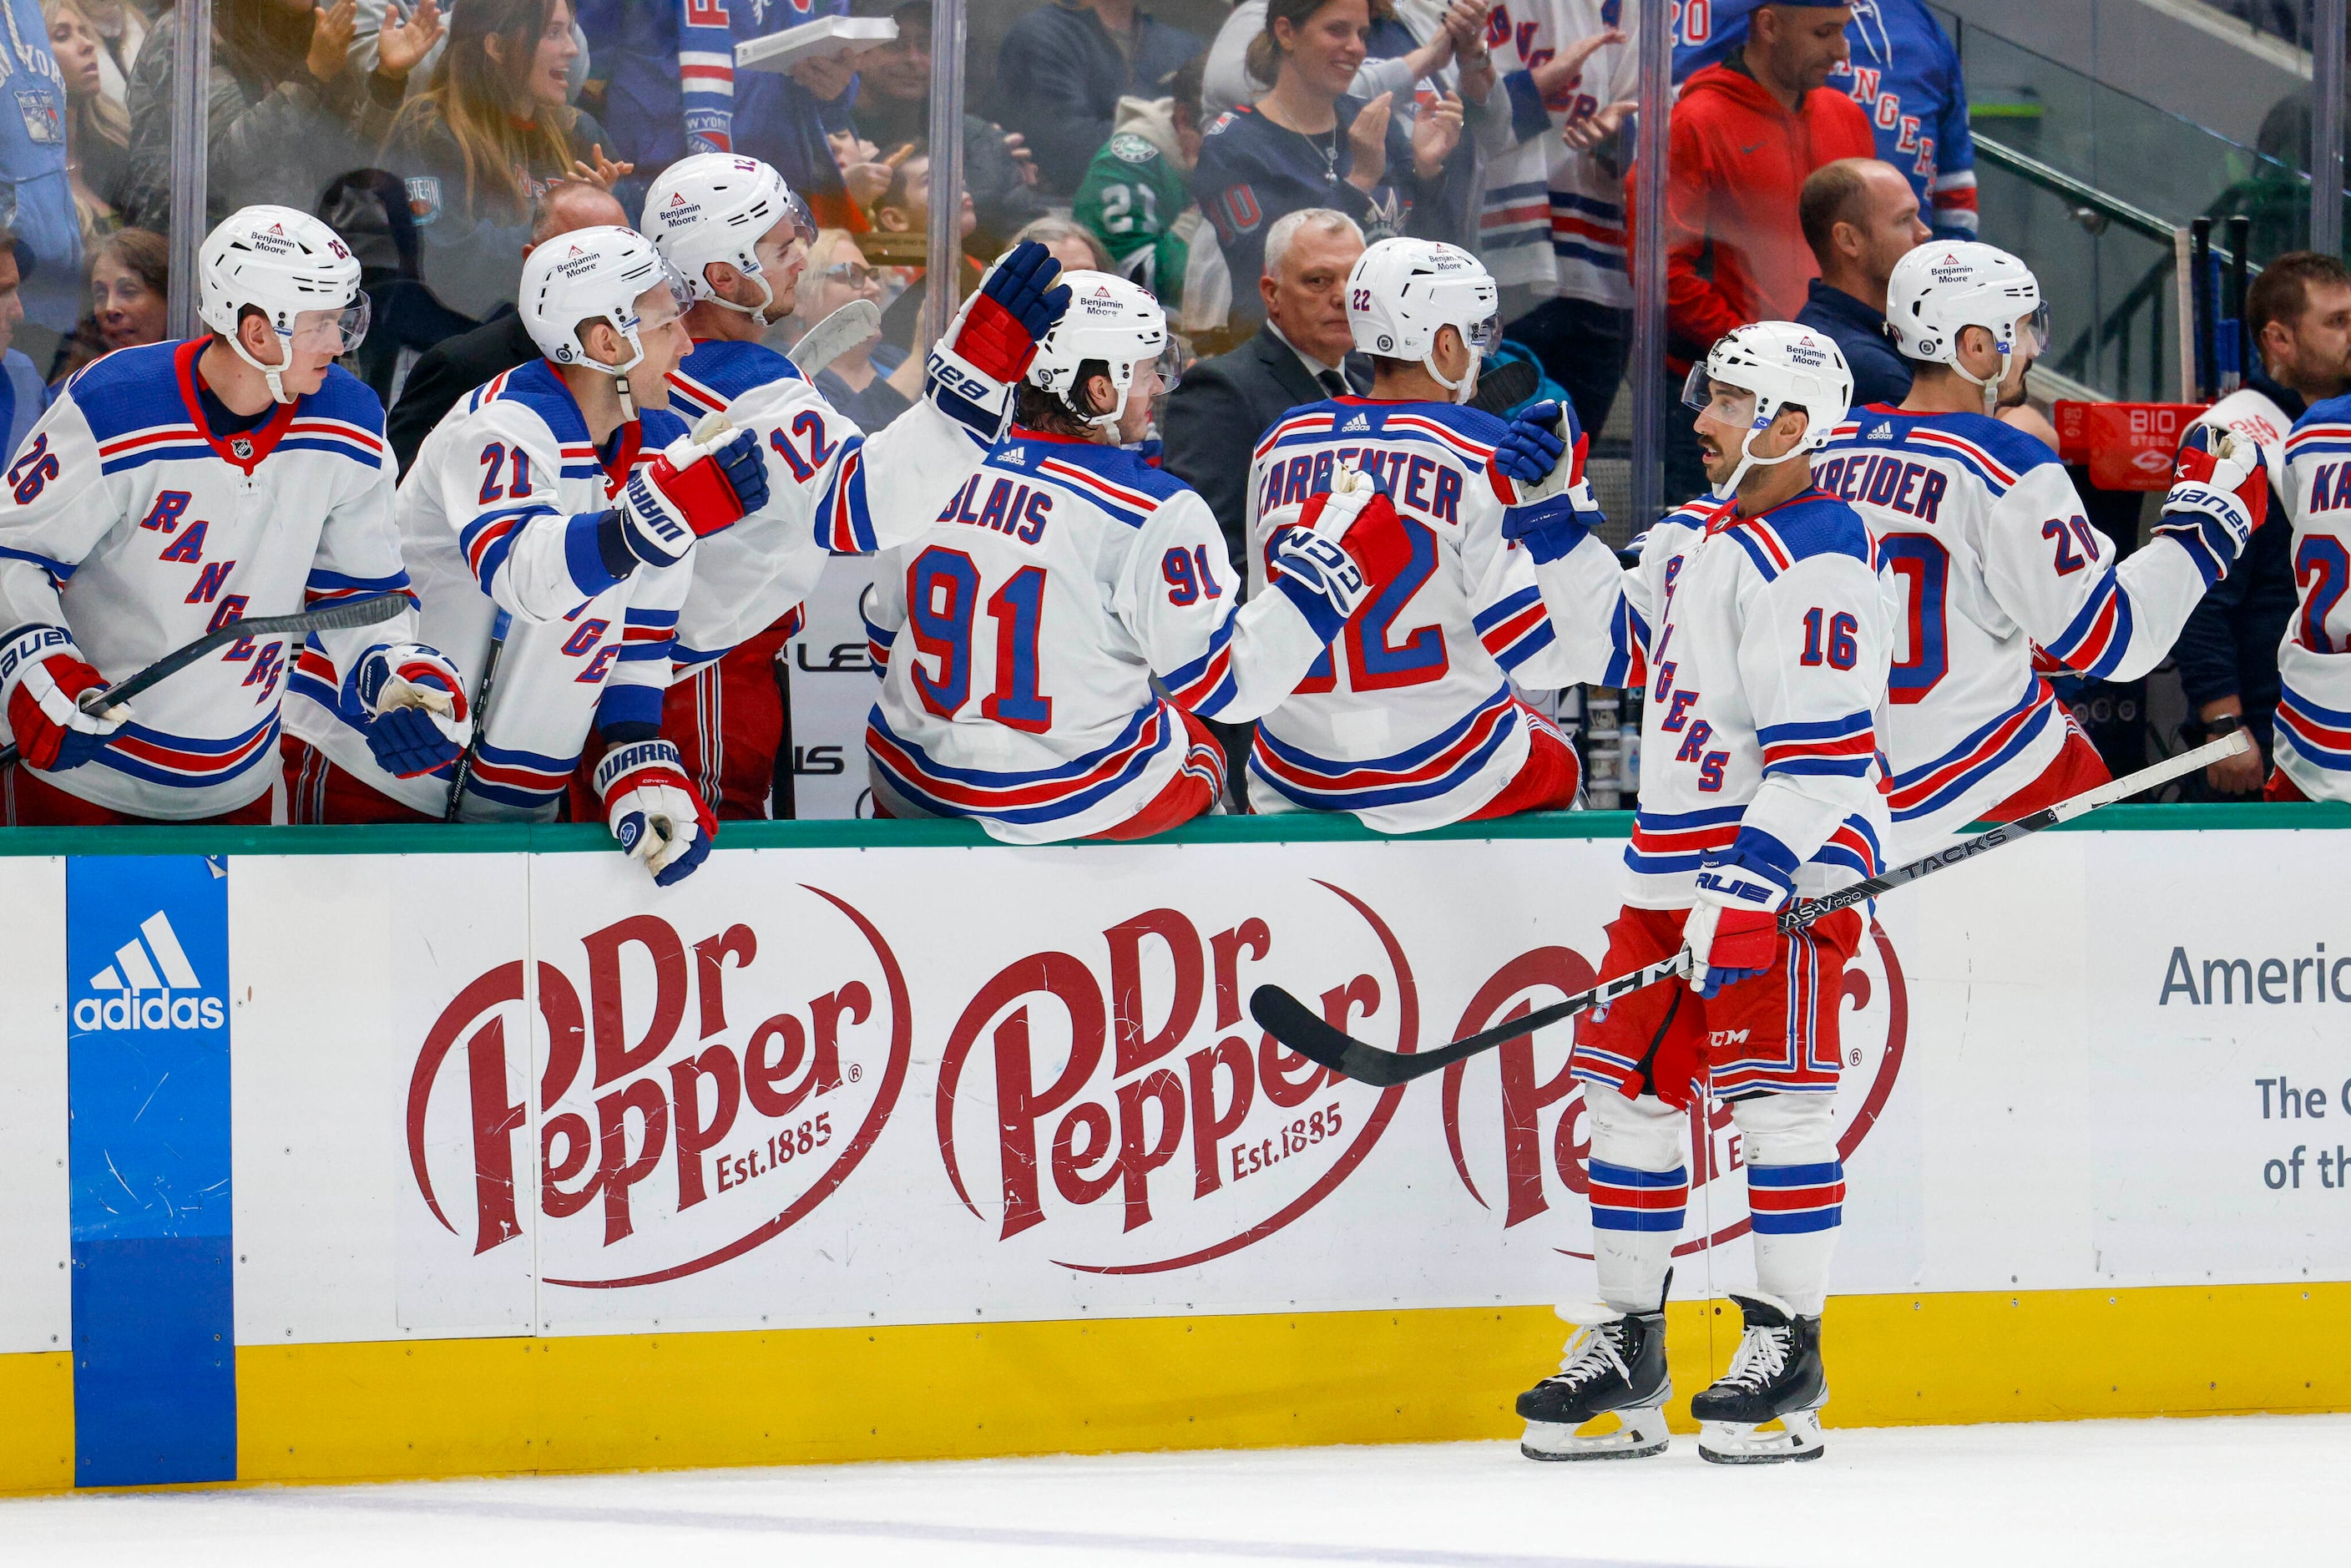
xmin=1682 ymin=845 xmax=1794 ymax=999
xmin=1492 ymin=403 xmax=1606 ymax=564
xmin=1 ymin=625 xmax=127 ymax=771
xmin=925 ymin=241 xmax=1074 ymax=443
xmin=614 ymin=422 xmax=771 ymax=569
xmin=352 ymin=641 xmax=471 ymax=779
xmin=594 ymin=737 xmax=717 ymax=887
xmin=2153 ymin=425 xmax=2263 ymax=588
xmin=1266 ymin=463 xmax=1414 ymax=639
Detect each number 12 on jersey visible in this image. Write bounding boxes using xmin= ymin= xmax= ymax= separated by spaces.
xmin=908 ymin=547 xmax=1054 ymax=732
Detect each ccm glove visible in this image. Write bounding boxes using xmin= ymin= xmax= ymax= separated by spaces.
xmin=1266 ymin=462 xmax=1413 ymax=638
xmin=614 ymin=421 xmax=771 ymax=568
xmin=352 ymin=641 xmax=470 ymax=778
xmin=594 ymin=737 xmax=717 ymax=887
xmin=1682 ymin=844 xmax=1794 ymax=999
xmin=2153 ymin=424 xmax=2263 ymax=587
xmin=1 ymin=625 xmax=126 ymax=771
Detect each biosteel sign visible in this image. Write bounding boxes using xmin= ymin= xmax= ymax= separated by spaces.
xmin=935 ymin=880 xmax=1420 ymax=1272
xmin=406 ymin=884 xmax=911 ymax=1288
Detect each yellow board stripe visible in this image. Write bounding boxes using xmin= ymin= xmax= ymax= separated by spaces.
xmin=7 ymin=1282 xmax=2348 ymax=1495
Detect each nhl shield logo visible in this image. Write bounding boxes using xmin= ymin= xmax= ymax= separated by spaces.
xmin=230 ymin=436 xmax=254 ymax=460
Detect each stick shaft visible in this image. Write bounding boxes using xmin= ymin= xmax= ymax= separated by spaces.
xmin=443 ymin=609 xmax=511 ymax=822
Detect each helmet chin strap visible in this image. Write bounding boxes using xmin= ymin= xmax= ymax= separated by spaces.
xmin=1424 ymin=328 xmax=1478 ymax=404
xmin=227 ymin=326 xmax=299 ymax=405
xmin=1950 ymin=331 xmax=2014 ymax=417
xmin=579 ymin=321 xmax=650 ymax=421
xmin=706 ymin=263 xmax=776 ymax=328
xmin=1710 ymin=405 xmax=1810 ymax=502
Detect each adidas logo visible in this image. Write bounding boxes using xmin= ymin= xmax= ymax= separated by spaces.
xmin=1866 ymin=421 xmax=1893 ymax=439
xmin=999 ymin=445 xmax=1026 ymax=466
xmin=74 ymin=910 xmax=223 ymax=1032
xmin=1341 ymin=412 xmax=1370 ymax=432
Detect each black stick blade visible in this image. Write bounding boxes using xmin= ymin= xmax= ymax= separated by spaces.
xmin=1248 ymin=984 xmax=1423 ymax=1087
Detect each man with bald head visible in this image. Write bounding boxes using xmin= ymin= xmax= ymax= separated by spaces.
xmin=1795 ymin=157 xmax=1929 ymax=408
xmin=386 ymin=182 xmax=632 ymax=474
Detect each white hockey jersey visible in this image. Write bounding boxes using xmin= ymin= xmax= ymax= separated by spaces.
xmin=1535 ymin=490 xmax=1895 ymax=908
xmin=2272 ymin=396 xmax=2351 ymax=799
xmin=662 ymin=336 xmax=993 ymax=670
xmin=1814 ymin=407 xmax=2216 ymax=852
xmin=1242 ymin=396 xmax=1622 ymax=831
xmin=1475 ymin=0 xmax=1641 ymax=305
xmin=0 ymin=340 xmax=408 ymax=818
xmin=283 ymin=359 xmax=691 ymax=818
xmin=865 ymin=427 xmax=1338 ymax=844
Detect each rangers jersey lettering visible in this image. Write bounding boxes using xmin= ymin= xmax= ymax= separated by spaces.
xmin=2273 ymin=396 xmax=2351 ymax=798
xmin=662 ymin=336 xmax=995 ymax=670
xmin=864 ymin=429 xmax=1338 ymax=844
xmin=1815 ymin=407 xmax=2215 ymax=850
xmin=283 ymin=360 xmax=690 ymax=819
xmin=1535 ymin=491 xmax=1894 ymax=907
xmin=1243 ymin=396 xmax=1621 ymax=831
xmin=0 ymin=340 xmax=407 ymax=818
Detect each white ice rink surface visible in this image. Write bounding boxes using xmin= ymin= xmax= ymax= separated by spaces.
xmin=7 ymin=1414 xmax=2344 ymax=1567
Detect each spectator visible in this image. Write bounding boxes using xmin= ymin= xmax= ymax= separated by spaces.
xmin=1834 ymin=0 xmax=1976 ymax=240
xmin=792 ymin=228 xmax=920 ymax=432
xmin=0 ymin=232 xmax=46 ymax=460
xmin=2176 ymin=253 xmax=2351 ymax=799
xmin=1794 ymin=156 xmax=1925 ymax=409
xmin=850 ymin=0 xmax=1047 ymax=250
xmin=48 ymin=222 xmax=163 ymax=385
xmin=75 ymin=0 xmax=143 ymax=114
xmin=1 ymin=0 xmax=79 ymax=355
xmin=382 ymin=179 xmax=625 ymax=473
xmin=994 ymin=0 xmax=1205 ymax=196
xmin=1074 ymin=54 xmax=1226 ymax=329
xmin=44 ymin=0 xmax=129 ymax=245
xmin=1636 ymin=0 xmax=1869 ymax=497
xmin=122 ymin=0 xmax=442 ymax=233
xmin=1478 ymin=15 xmax=1640 ymax=438
xmin=382 ymin=0 xmax=625 ymax=326
xmin=1192 ymin=0 xmax=1460 ymax=328
xmin=1162 ymin=207 xmax=1366 ymax=571
xmin=872 ymin=149 xmax=979 ymax=352
xmin=349 ymin=1 xmax=589 ymax=101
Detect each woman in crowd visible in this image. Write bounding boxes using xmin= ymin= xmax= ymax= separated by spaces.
xmin=787 ymin=229 xmax=923 ymax=433
xmin=44 ymin=0 xmax=129 ymax=244
xmin=73 ymin=0 xmax=141 ymax=111
xmin=1192 ymin=0 xmax=1462 ymax=323
xmin=46 ymin=225 xmax=164 ymax=383
xmin=382 ymin=0 xmax=628 ymax=325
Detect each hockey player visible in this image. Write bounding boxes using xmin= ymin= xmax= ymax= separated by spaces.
xmin=862 ymin=272 xmax=1412 ymax=843
xmin=0 ymin=205 xmax=463 ymax=827
xmin=1813 ymin=242 xmax=2263 ymax=857
xmin=1508 ymin=322 xmax=1890 ymax=1464
xmin=1242 ymin=237 xmax=1624 ymax=830
xmin=640 ymin=153 xmax=1072 ymax=819
xmin=2266 ymin=393 xmax=2351 ymax=800
xmin=281 ymin=226 xmax=771 ymax=885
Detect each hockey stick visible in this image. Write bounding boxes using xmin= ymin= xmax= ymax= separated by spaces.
xmin=788 ymin=299 xmax=882 ymax=379
xmin=442 ymin=607 xmax=511 ymax=822
xmin=0 ymin=592 xmax=407 ymax=771
xmin=1248 ymin=731 xmax=2254 ymax=1088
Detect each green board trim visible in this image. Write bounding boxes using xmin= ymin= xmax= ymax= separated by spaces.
xmin=5 ymin=801 xmax=2350 ymax=858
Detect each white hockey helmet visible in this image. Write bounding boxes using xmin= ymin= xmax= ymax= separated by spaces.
xmin=1883 ymin=242 xmax=2049 ymax=415
xmin=518 ymin=225 xmax=689 ymax=418
xmin=1026 ymin=270 xmax=1168 ymax=430
xmin=197 ymin=205 xmax=369 ymax=404
xmin=640 ymin=153 xmax=816 ymax=327
xmin=1682 ymin=321 xmax=1853 ymax=499
xmin=1345 ymin=237 xmax=1499 ymax=403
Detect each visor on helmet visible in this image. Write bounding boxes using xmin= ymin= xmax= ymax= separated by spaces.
xmin=1464 ymin=312 xmax=1499 ymax=354
xmin=291 ymin=297 xmax=372 ymax=357
xmin=2015 ymin=301 xmax=2050 ymax=356
xmin=1681 ymin=364 xmax=1762 ymax=428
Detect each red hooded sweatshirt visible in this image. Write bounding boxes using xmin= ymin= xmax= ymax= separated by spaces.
xmin=1630 ymin=63 xmax=1873 ymax=374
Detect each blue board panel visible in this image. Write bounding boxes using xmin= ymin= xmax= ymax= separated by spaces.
xmin=67 ymin=854 xmax=235 ymax=1487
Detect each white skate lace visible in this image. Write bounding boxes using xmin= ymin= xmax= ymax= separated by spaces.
xmin=1545 ymin=1320 xmax=1631 ymax=1393
xmin=1720 ymin=1323 xmax=1792 ymax=1392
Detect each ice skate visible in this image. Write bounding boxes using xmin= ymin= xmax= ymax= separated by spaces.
xmin=1692 ymin=1292 xmax=1828 ymax=1464
xmin=1515 ymin=1274 xmax=1673 ymax=1461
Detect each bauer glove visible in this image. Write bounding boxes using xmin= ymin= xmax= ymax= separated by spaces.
xmin=352 ymin=641 xmax=470 ymax=779
xmin=925 ymin=240 xmax=1074 ymax=442
xmin=594 ymin=737 xmax=717 ymax=886
xmin=1493 ymin=402 xmax=1607 ymax=564
xmin=2153 ymin=425 xmax=2263 ymax=587
xmin=0 ymin=625 xmax=126 ymax=771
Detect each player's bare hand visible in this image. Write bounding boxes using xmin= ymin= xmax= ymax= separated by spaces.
xmin=375 ymin=0 xmax=443 ymax=78
xmin=569 ymin=145 xmax=635 ymax=190
xmin=1347 ymin=93 xmax=1393 ymax=190
xmin=308 ymin=0 xmax=358 ymax=82
xmin=1530 ymin=26 xmax=1623 ymax=96
xmin=1412 ymin=92 xmax=1464 ymax=179
xmin=1562 ymin=98 xmax=1636 ymax=150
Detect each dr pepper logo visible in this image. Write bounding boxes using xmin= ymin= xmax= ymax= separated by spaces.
xmin=407 ymin=886 xmax=909 ymax=1287
xmin=937 ymin=881 xmax=1418 ymax=1272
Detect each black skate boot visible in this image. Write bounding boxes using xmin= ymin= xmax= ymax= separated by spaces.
xmin=1691 ymin=1292 xmax=1828 ymax=1464
xmin=1514 ymin=1272 xmax=1673 ymax=1461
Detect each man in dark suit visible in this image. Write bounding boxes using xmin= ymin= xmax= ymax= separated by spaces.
xmin=1163 ymin=209 xmax=1368 ymax=574
xmin=387 ymin=184 xmax=630 ymax=475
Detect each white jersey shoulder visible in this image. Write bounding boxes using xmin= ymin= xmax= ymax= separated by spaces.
xmin=2274 ymin=394 xmax=2351 ymax=799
